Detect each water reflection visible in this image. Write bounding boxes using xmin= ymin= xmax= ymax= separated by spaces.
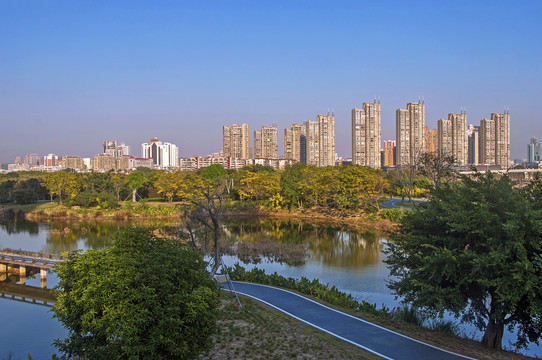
xmin=1 ymin=217 xmax=384 ymax=270
xmin=0 ymin=276 xmax=56 ymax=307
xmin=223 ymin=217 xmax=383 ymax=268
xmin=0 ymin=216 xmax=40 ymax=235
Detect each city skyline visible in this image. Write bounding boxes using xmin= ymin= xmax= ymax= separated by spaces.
xmin=1 ymin=1 xmax=541 ymax=164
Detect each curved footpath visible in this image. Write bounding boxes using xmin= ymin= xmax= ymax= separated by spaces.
xmin=380 ymin=198 xmax=426 ymax=210
xmin=225 ymin=281 xmax=475 ymax=360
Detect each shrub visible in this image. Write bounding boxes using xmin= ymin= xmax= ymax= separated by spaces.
xmin=379 ymin=208 xmax=405 ymax=222
xmin=390 ymin=305 xmax=425 ymax=326
xmin=428 ymin=319 xmax=460 ymax=335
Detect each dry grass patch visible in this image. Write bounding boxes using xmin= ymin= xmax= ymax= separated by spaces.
xmin=200 ymin=292 xmax=379 ymax=360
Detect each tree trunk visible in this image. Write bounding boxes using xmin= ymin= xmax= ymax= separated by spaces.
xmin=210 ymin=229 xmax=220 ymax=276
xmin=481 ymin=317 xmax=504 ymax=349
xmin=132 ymin=189 xmax=137 ymax=203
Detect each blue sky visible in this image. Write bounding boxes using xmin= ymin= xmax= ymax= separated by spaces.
xmin=1 ymin=0 xmax=541 ymax=163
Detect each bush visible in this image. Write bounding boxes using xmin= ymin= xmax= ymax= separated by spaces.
xmin=70 ymin=190 xmax=119 ymax=209
xmin=132 ymin=203 xmax=176 ymax=216
xmin=390 ymin=305 xmax=425 ymax=326
xmin=379 ymin=208 xmax=405 ymax=222
xmin=428 ymin=319 xmax=460 ymax=335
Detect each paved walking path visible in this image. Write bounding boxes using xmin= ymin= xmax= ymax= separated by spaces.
xmin=226 ymin=281 xmax=475 ymax=360
xmin=381 ymin=198 xmax=426 ymax=210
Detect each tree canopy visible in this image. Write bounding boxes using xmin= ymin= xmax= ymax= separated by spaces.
xmin=386 ymin=172 xmax=542 ymax=350
xmin=53 ymin=227 xmax=220 ymax=359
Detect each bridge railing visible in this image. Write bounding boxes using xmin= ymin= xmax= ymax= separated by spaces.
xmin=0 ymin=248 xmax=64 ymax=261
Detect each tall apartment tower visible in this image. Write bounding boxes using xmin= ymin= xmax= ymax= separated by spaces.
xmin=480 ymin=119 xmax=496 ymax=165
xmin=223 ymin=124 xmax=250 ymax=159
xmin=467 ymin=125 xmax=480 ymax=165
xmin=352 ymin=101 xmax=381 ymax=168
xmin=284 ymin=124 xmax=305 ymax=161
xmin=23 ymin=154 xmax=41 ymax=166
xmin=254 ymin=126 xmax=278 ymax=158
xmin=438 ymin=118 xmax=452 ymax=157
xmin=396 ymin=109 xmax=410 ymax=166
xmin=141 ymin=137 xmax=179 ymax=168
xmin=424 ymin=126 xmax=437 ymax=155
xmin=318 ymin=113 xmax=336 ymax=167
xmin=396 ymin=101 xmax=425 ymax=166
xmin=492 ymin=111 xmax=510 ymax=168
xmin=304 ymin=120 xmax=319 ymax=166
xmin=449 ymin=111 xmax=468 ymax=166
xmin=528 ymin=137 xmax=541 ymax=163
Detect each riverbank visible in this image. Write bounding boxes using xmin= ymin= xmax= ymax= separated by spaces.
xmin=0 ymin=201 xmax=397 ymax=233
xmin=227 ymin=266 xmax=534 ymax=360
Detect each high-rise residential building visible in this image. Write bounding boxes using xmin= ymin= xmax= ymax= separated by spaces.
xmin=118 ymin=143 xmax=131 ymax=156
xmin=223 ymin=124 xmax=250 ymax=159
xmin=396 ymin=109 xmax=409 ymax=166
xmin=254 ymin=126 xmax=278 ymax=158
xmin=396 ymin=101 xmax=425 ymax=166
xmin=480 ymin=119 xmax=496 ymax=165
xmin=284 ymin=124 xmax=304 ymax=161
xmin=103 ymin=141 xmax=131 ymax=157
xmin=14 ymin=156 xmax=22 ymax=165
xmin=24 ymin=154 xmax=41 ymax=166
xmin=381 ymin=140 xmax=396 ymax=167
xmin=467 ymin=124 xmax=480 ymax=165
xmin=141 ymin=137 xmax=179 ymax=168
xmin=449 ymin=111 xmax=468 ymax=166
xmin=492 ymin=111 xmax=510 ymax=168
xmin=253 ymin=131 xmax=262 ymax=158
xmin=352 ymin=101 xmax=381 ymax=168
xmin=528 ymin=137 xmax=541 ymax=163
xmin=43 ymin=154 xmax=60 ymax=167
xmin=438 ymin=118 xmax=452 ymax=157
xmin=424 ymin=127 xmax=437 ymax=155
xmin=318 ymin=113 xmax=335 ymax=167
xmin=103 ymin=140 xmax=118 ymax=155
xmin=304 ymin=120 xmax=319 ymax=166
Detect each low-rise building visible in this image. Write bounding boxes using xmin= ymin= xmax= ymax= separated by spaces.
xmin=91 ymin=154 xmax=116 ymax=171
xmin=61 ymin=156 xmax=85 ymax=170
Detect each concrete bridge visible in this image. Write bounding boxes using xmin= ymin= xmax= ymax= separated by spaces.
xmin=0 ymin=249 xmax=64 ymax=287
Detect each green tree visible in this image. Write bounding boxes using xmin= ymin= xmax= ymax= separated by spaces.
xmin=280 ymin=163 xmax=305 ymax=209
xmin=127 ymin=172 xmax=145 ymax=203
xmin=198 ymin=164 xmax=227 ymax=180
xmin=43 ymin=172 xmax=80 ymax=204
xmin=155 ymin=171 xmax=184 ymax=202
xmin=53 ymin=227 xmax=219 ymax=359
xmin=386 ymin=172 xmax=542 ymax=350
xmin=13 ymin=178 xmax=48 ymax=205
xmin=0 ymin=180 xmax=16 ymax=203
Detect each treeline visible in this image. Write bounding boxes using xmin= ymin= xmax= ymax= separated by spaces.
xmin=0 ymin=163 xmax=434 ymax=213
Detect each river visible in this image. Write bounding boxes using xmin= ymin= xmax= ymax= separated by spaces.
xmin=0 ymin=217 xmax=539 ymax=359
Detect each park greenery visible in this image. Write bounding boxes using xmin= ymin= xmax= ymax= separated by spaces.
xmin=386 ymin=172 xmax=542 ymax=350
xmin=9 ymin=159 xmax=542 ymax=353
xmin=52 ymin=227 xmax=220 ymax=359
xmin=0 ymin=163 xmax=435 ymax=216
